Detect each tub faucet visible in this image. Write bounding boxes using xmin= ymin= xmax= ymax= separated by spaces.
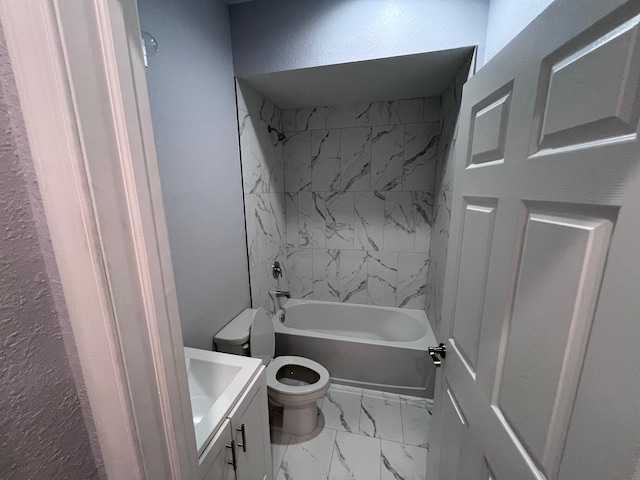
xmin=275 ymin=290 xmax=290 ymax=298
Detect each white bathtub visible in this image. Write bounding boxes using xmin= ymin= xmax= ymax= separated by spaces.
xmin=272 ymin=299 xmax=438 ymax=398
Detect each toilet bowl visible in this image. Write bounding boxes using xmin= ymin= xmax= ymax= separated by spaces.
xmin=214 ymin=308 xmax=330 ymax=436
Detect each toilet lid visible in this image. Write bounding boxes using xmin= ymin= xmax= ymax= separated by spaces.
xmin=250 ymin=308 xmax=275 ymax=365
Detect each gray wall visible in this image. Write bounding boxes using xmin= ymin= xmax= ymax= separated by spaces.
xmin=229 ymin=0 xmax=489 ymax=76
xmin=0 ymin=27 xmax=101 ymax=480
xmin=138 ymin=0 xmax=250 ymax=349
xmin=484 ymin=0 xmax=555 ymax=62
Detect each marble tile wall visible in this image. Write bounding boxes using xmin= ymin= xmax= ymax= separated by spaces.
xmin=238 ymin=64 xmax=473 ymax=318
xmin=425 ymin=53 xmax=475 ymax=337
xmin=237 ymin=80 xmax=288 ymax=313
xmin=283 ymin=98 xmax=440 ymax=308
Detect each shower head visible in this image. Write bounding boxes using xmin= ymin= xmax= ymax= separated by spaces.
xmin=268 ymin=125 xmax=286 ymax=143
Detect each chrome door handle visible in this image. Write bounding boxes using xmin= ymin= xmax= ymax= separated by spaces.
xmin=226 ymin=440 xmax=237 ymax=471
xmin=428 ymin=343 xmax=446 ymax=367
xmin=236 ymin=423 xmax=246 ymax=452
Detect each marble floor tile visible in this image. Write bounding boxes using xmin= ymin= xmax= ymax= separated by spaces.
xmin=270 ymin=429 xmax=291 ymax=479
xmin=400 ymin=396 xmax=433 ymax=448
xmin=359 ymin=389 xmax=404 ymax=443
xmin=276 ymin=427 xmax=337 ymax=480
xmin=271 ymin=387 xmax=433 ymax=480
xmin=380 ymin=439 xmax=427 ymax=480
xmin=321 ymin=386 xmax=362 ymax=433
xmin=328 ymin=431 xmax=381 ymax=480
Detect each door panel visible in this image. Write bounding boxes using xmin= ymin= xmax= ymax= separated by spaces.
xmin=469 ymin=92 xmax=512 ymax=166
xmin=496 ymin=205 xmax=614 ymax=473
xmin=438 ymin=381 xmax=495 ymax=480
xmin=451 ymin=200 xmax=497 ymax=374
xmin=437 ymin=383 xmax=468 ymax=479
xmin=536 ymin=15 xmax=640 ymax=151
xmin=429 ymin=1 xmax=640 ymax=479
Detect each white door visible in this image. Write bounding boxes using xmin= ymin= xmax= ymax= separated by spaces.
xmin=428 ymin=0 xmax=640 ymax=478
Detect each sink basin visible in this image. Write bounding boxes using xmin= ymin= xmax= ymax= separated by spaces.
xmin=187 ymin=358 xmax=241 ymax=426
xmin=184 ymin=347 xmax=262 ymax=455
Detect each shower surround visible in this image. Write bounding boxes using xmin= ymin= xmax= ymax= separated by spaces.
xmin=237 ymin=70 xmax=472 ymax=323
xmin=425 ymin=54 xmax=475 ymax=336
xmin=236 ymin=80 xmax=287 ymax=314
xmin=282 ymin=98 xmax=440 ymax=310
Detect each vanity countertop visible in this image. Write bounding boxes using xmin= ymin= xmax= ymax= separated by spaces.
xmin=184 ymin=347 xmax=262 ymax=455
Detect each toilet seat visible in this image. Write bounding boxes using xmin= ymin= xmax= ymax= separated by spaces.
xmin=248 ymin=308 xmax=330 ymax=396
xmin=217 ymin=307 xmax=329 ymax=436
xmin=266 ymin=355 xmax=330 ymax=395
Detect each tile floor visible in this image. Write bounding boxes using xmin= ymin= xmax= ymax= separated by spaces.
xmin=270 ymin=384 xmax=433 ymax=480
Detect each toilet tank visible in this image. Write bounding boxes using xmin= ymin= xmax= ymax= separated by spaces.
xmin=213 ymin=309 xmax=254 ymax=356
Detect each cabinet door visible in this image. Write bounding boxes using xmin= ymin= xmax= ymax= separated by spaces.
xmin=229 ymin=368 xmax=272 ymax=480
xmin=199 ymin=419 xmax=235 ymax=480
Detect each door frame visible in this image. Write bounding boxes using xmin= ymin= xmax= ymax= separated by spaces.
xmin=0 ymin=1 xmax=197 ymax=479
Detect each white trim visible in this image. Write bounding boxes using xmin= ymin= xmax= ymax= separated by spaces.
xmin=0 ymin=1 xmax=197 ymax=478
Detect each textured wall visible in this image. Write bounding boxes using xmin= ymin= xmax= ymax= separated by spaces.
xmin=484 ymin=0 xmax=555 ymax=62
xmin=0 ymin=27 xmax=100 ymax=480
xmin=282 ymin=98 xmax=440 ymax=309
xmin=426 ymin=54 xmax=474 ymax=337
xmin=229 ymin=0 xmax=489 ymax=76
xmin=138 ymin=0 xmax=250 ymax=349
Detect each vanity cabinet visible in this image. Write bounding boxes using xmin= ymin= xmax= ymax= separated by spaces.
xmin=199 ymin=419 xmax=234 ymax=480
xmin=229 ymin=368 xmax=272 ymax=480
xmin=198 ymin=367 xmax=272 ymax=480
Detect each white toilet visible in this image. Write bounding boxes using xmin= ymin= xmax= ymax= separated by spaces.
xmin=214 ymin=308 xmax=330 ymax=436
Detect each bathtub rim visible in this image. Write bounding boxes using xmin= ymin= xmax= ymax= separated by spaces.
xmin=272 ymin=298 xmax=437 ymax=351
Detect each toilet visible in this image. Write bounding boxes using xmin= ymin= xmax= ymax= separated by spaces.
xmin=214 ymin=308 xmax=330 ymax=436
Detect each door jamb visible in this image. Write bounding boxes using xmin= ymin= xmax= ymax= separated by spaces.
xmin=0 ymin=1 xmax=197 ymax=478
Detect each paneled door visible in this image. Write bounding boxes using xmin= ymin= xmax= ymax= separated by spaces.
xmin=427 ymin=0 xmax=640 ymax=478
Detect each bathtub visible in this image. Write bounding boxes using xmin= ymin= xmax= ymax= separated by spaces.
xmin=272 ymin=299 xmax=438 ymax=398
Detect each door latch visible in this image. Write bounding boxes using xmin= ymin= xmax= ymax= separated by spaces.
xmin=428 ymin=343 xmax=447 ymax=367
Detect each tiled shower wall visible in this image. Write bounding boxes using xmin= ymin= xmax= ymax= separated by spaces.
xmin=237 ymin=80 xmax=288 ymax=313
xmin=238 ymin=60 xmax=472 ymax=318
xmin=426 ymin=54 xmax=475 ymax=336
xmin=282 ymin=99 xmax=440 ymax=308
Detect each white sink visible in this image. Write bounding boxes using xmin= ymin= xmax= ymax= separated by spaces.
xmin=184 ymin=347 xmax=262 ymax=455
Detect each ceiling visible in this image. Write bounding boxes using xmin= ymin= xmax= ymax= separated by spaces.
xmin=241 ymin=47 xmax=474 ymax=109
